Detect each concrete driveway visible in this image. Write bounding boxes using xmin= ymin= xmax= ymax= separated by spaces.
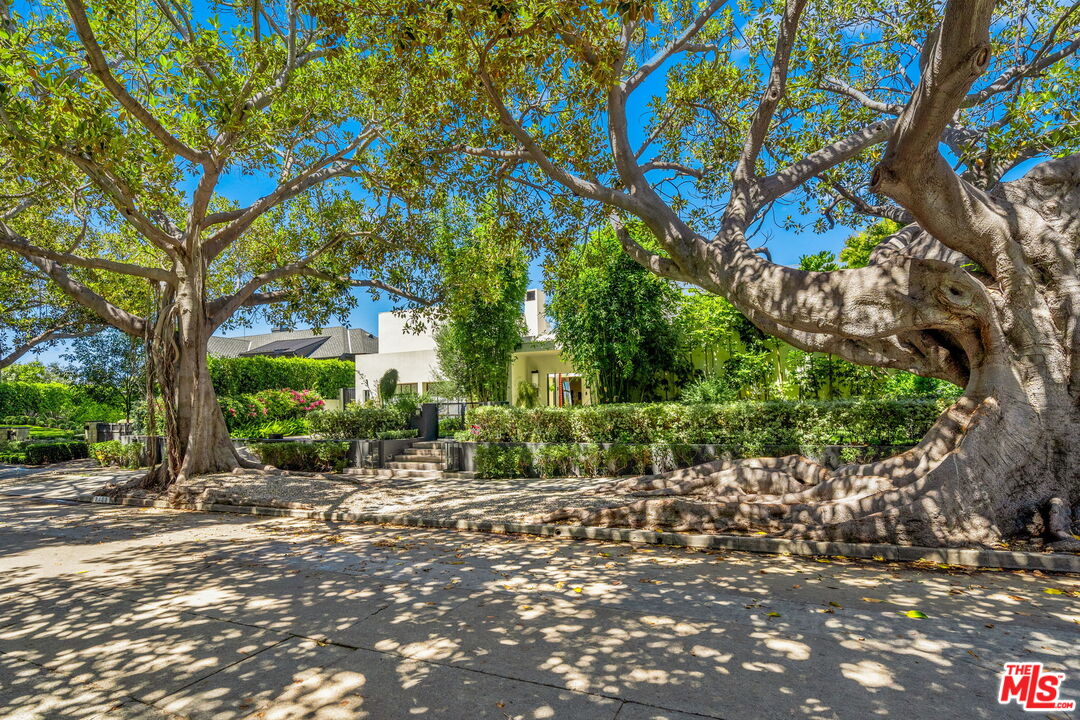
xmin=0 ymin=496 xmax=1077 ymax=720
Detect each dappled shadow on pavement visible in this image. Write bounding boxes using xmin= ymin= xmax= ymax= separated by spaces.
xmin=0 ymin=498 xmax=1077 ymax=719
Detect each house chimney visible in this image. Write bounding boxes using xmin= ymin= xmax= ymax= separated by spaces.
xmin=524 ymin=289 xmax=549 ymax=337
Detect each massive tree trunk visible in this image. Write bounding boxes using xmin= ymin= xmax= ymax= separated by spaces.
xmin=134 ymin=273 xmax=250 ymax=492
xmin=539 ymin=0 xmax=1080 ymax=548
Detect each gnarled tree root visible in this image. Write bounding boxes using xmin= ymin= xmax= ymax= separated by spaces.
xmin=167 ymin=485 xmax=313 ymax=510
xmin=1046 ymin=497 xmax=1080 ymax=552
xmin=534 ymin=397 xmax=1080 ymax=549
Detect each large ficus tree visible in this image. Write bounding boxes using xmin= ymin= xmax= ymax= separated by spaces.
xmin=363 ymin=0 xmax=1080 ymax=547
xmin=0 ymin=0 xmax=434 ymax=486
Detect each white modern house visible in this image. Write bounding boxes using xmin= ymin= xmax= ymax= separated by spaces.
xmin=354 ymin=289 xmax=593 ymax=406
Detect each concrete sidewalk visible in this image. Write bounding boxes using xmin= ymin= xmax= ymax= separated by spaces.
xmin=0 ymin=496 xmax=1078 ymax=719
xmin=0 ymin=461 xmax=138 ymax=500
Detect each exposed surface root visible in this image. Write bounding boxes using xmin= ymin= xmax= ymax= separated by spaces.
xmin=167 ymin=485 xmax=313 ymax=510
xmin=536 ymin=397 xmax=1080 ymax=548
xmin=1046 ymin=497 xmax=1080 ymax=552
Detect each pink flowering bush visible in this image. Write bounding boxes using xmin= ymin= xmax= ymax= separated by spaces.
xmin=286 ymin=388 xmax=326 ymax=412
xmin=219 ymin=388 xmax=327 ymax=435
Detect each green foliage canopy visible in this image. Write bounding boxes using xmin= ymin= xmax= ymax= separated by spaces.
xmin=433 ymin=201 xmax=528 ymax=402
xmin=546 ymin=225 xmax=687 ymax=404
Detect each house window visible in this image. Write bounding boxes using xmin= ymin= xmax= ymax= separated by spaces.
xmin=396 ymin=383 xmax=418 ymax=395
xmin=423 ymin=382 xmax=450 ymax=398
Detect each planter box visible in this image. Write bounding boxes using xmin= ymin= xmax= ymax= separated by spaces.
xmin=2 ymin=426 xmax=29 ymax=441
xmin=235 ymin=437 xmax=419 ymax=470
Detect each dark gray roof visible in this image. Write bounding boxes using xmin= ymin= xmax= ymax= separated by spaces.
xmin=240 ymin=336 xmax=330 ymax=358
xmin=208 ymin=326 xmax=377 ymax=360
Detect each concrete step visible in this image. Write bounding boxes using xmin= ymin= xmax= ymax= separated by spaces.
xmin=386 ymin=460 xmax=447 ymax=471
xmin=411 ymin=441 xmax=444 ymax=450
xmin=392 ymin=454 xmax=447 ymax=466
xmin=402 ymin=448 xmax=444 ymax=458
xmin=346 ymin=468 xmax=444 ymax=479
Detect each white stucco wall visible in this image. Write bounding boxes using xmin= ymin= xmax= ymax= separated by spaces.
xmin=524 ymin=289 xmax=550 ymax=337
xmin=355 ymin=349 xmax=442 ymax=395
xmin=377 ymin=310 xmax=437 ymax=353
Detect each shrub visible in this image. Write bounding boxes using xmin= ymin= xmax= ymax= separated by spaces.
xmin=250 ymin=441 xmax=350 ymax=473
xmin=90 ymin=440 xmax=143 ymax=469
xmin=387 ymin=392 xmax=426 ymax=420
xmin=0 ymin=382 xmax=125 ymax=426
xmin=532 ymin=443 xmax=577 ymax=478
xmin=208 ymin=356 xmax=354 ymax=397
xmin=219 ymin=388 xmax=325 ymax=433
xmin=24 ymin=441 xmax=89 ymax=465
xmin=680 ymin=376 xmax=738 ymax=404
xmin=473 ymin=442 xmax=662 ymax=479
xmin=307 ymin=404 xmax=408 ymax=440
xmin=474 ymin=443 xmax=533 ymax=479
xmin=377 ymin=429 xmax=418 ymax=440
xmin=0 ymin=439 xmax=27 ymax=464
xmin=28 ymin=427 xmax=78 ymax=441
xmin=378 ymin=369 xmax=399 ymax=404
xmin=438 ymin=417 xmax=464 ymax=437
xmin=465 ymin=399 xmax=946 ymax=450
xmin=515 ymin=380 xmax=539 ymax=408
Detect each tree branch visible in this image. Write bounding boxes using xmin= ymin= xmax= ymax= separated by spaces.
xmin=0 ymin=223 xmax=175 ymax=282
xmin=54 ymin=147 xmax=181 ymax=254
xmin=474 ymin=59 xmax=642 ymax=214
xmin=202 ymin=130 xmax=376 ymax=259
xmin=829 ymin=183 xmax=913 ymax=224
xmin=624 ymin=0 xmax=729 ymax=94
xmin=206 ymin=233 xmax=349 ymax=327
xmin=0 ymin=324 xmax=100 ymax=371
xmin=63 ymin=0 xmax=209 ymax=166
xmin=962 ymin=2 xmax=1080 ymax=109
xmin=732 ymin=0 xmax=808 ymax=192
xmin=608 ymin=212 xmax=692 ymax=282
xmin=871 ymin=0 xmax=1010 ymax=276
xmin=21 ymin=254 xmax=146 ymax=336
xmin=697 ymin=229 xmax=989 ymax=343
xmin=640 ymin=160 xmax=705 ymax=179
xmin=818 ymin=77 xmax=904 ymax=115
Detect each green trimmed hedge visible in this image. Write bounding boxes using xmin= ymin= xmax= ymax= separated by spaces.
xmin=471 ymin=441 xmax=916 ymax=479
xmin=90 ymin=440 xmax=143 ymax=469
xmin=477 ymin=442 xmax=663 ymax=479
xmin=250 ymin=441 xmax=350 ymax=473
xmin=0 ymin=382 xmax=124 ymax=426
xmin=0 ymin=440 xmax=27 ymax=464
xmin=308 ymin=404 xmax=409 ymax=440
xmin=209 ymin=356 xmax=354 ymax=398
xmin=475 ymin=444 xmax=534 ymax=479
xmin=464 ymin=399 xmax=947 ymax=450
xmin=377 ymin=429 xmax=419 ymax=440
xmin=24 ymin=441 xmax=88 ymax=465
